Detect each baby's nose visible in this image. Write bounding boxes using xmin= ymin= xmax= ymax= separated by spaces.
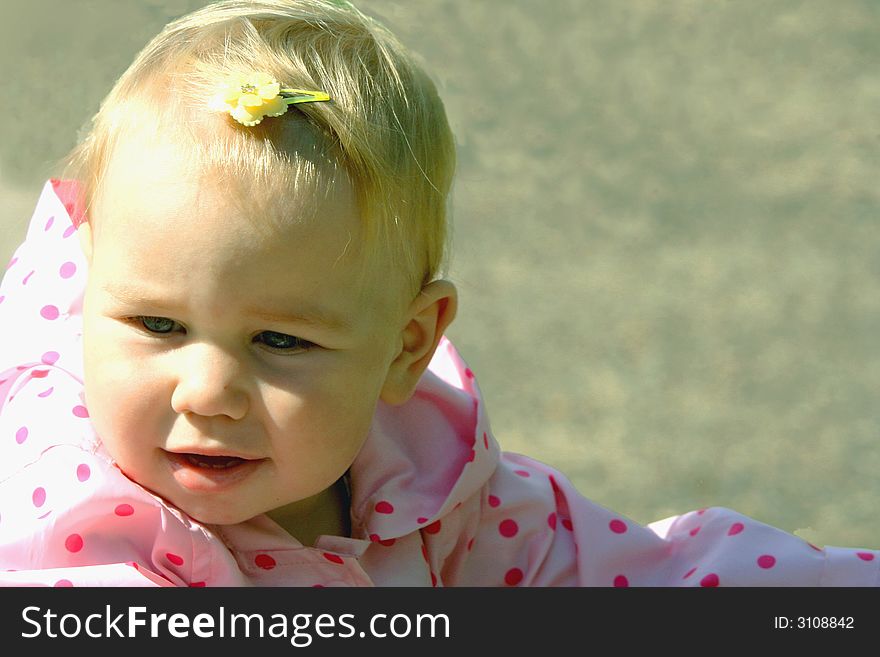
xmin=169 ymin=344 xmax=249 ymax=420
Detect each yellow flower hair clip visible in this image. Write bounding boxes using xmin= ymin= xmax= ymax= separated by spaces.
xmin=208 ymin=71 xmax=330 ymax=126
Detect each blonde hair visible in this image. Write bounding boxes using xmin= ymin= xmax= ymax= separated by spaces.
xmin=64 ymin=0 xmax=456 ymax=295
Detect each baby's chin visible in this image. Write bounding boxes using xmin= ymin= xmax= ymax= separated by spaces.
xmin=167 ymin=497 xmax=260 ymax=527
xmin=123 ymin=475 xmax=262 ymax=527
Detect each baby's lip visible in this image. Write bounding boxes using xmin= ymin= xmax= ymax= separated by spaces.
xmin=164 ymin=449 xmax=265 ymax=492
xmin=164 ymin=448 xmax=264 ymax=461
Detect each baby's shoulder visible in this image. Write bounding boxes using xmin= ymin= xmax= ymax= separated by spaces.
xmin=0 ymin=363 xmax=96 ymax=482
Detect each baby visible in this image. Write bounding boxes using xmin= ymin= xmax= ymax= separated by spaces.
xmin=0 ymin=0 xmax=877 ymax=587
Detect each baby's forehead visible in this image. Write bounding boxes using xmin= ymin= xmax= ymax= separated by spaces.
xmin=90 ymin=132 xmax=411 ymax=304
xmin=95 ymin=123 xmax=352 ymax=234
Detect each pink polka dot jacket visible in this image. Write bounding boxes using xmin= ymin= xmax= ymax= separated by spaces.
xmin=1 ymin=181 xmax=878 ymax=587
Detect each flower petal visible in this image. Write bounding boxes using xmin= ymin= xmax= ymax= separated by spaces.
xmin=231 ymin=105 xmax=263 ymax=126
xmin=249 ymin=71 xmax=276 ymax=87
xmin=221 ymin=86 xmax=243 ymax=103
xmin=262 ymin=97 xmax=288 ymax=118
xmin=257 ymin=82 xmax=281 ymax=100
xmin=239 ymin=93 xmax=263 ymax=107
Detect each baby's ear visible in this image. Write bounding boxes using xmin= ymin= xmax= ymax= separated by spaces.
xmin=77 ymin=221 xmax=93 ymax=263
xmin=380 ymin=279 xmax=457 ymax=406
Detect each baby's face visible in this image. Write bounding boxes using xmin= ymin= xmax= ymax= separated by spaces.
xmin=80 ymin=140 xmax=406 ymax=529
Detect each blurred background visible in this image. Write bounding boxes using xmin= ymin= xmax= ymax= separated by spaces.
xmin=1 ymin=0 xmax=878 ymax=548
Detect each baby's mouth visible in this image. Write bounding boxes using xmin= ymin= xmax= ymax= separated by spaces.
xmin=181 ymin=453 xmax=246 ymax=470
xmin=166 ymin=450 xmax=263 ymax=492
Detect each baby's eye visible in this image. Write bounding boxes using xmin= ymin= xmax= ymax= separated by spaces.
xmin=139 ymin=316 xmax=180 ymax=334
xmin=254 ymin=331 xmax=314 ymax=352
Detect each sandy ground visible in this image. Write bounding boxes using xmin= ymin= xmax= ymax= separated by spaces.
xmin=1 ymin=0 xmax=878 ymax=548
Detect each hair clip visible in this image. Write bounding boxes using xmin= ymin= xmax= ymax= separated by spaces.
xmin=208 ymin=72 xmax=330 ymax=126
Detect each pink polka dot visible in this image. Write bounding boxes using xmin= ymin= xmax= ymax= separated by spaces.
xmin=504 ymin=568 xmax=524 ymax=586
xmin=323 ymin=552 xmax=344 ymax=564
xmin=483 ymin=433 xmax=489 ymax=449
xmin=561 ymin=518 xmax=573 ymax=531
xmin=6 ymin=257 xmax=18 ymax=270
xmin=421 ymin=544 xmax=429 ymax=562
xmin=464 ymin=368 xmax=474 ymax=379
xmin=189 ymin=581 xmax=206 ymax=587
xmin=727 ymin=522 xmax=744 ymax=536
xmin=76 ymin=464 xmax=91 ymax=482
xmin=115 ymin=504 xmax=134 ymax=517
xmin=0 ymin=295 xmax=4 ymax=304
xmin=609 ymin=519 xmax=628 ymax=534
xmin=44 ymin=216 xmax=55 ymax=231
xmin=700 ymin=573 xmax=720 ymax=587
xmin=697 ymin=508 xmax=707 ymax=515
xmin=59 ymin=262 xmax=77 ymax=279
xmin=54 ymin=579 xmax=74 ymax=587
xmin=63 ymin=225 xmax=77 ymax=239
xmin=499 ymin=519 xmax=519 ymax=538
xmin=38 ymin=387 xmax=54 ymax=398
xmin=375 ymin=500 xmax=394 ymax=514
xmin=548 ymin=512 xmax=557 ymax=530
xmin=417 ymin=517 xmax=429 ymax=524
xmin=40 ymin=305 xmax=59 ymax=320
xmin=41 ymin=351 xmax=60 ymax=365
xmin=488 ymin=495 xmax=501 ymax=508
xmin=424 ymin=520 xmax=442 ymax=535
xmin=22 ymin=270 xmax=34 ymax=285
xmin=254 ymin=554 xmax=276 ymax=570
xmin=857 ymin=552 xmax=875 ymax=562
xmin=166 ymin=553 xmax=184 ymax=566
xmin=757 ymin=555 xmax=776 ymax=569
xmin=613 ymin=575 xmax=629 ymax=587
xmin=65 ymin=534 xmax=84 ymax=553
xmin=15 ymin=426 xmax=28 ymax=444
xmin=514 ymin=470 xmax=530 ymax=477
xmin=72 ymin=405 xmax=89 ymax=418
xmin=467 ymin=538 xmax=475 ymax=551
xmin=369 ymin=534 xmax=396 ymax=547
xmin=30 ymin=370 xmax=49 ymax=378
xmin=467 ymin=449 xmax=476 ymax=462
xmin=689 ymin=526 xmax=701 ymax=537
xmin=32 ymin=487 xmax=46 ymax=507
xmin=682 ymin=567 xmax=697 ymax=579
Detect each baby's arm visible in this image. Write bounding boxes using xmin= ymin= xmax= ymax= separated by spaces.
xmin=445 ymin=453 xmax=879 ymax=586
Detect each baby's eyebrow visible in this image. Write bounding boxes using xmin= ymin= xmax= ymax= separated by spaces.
xmin=244 ymin=307 xmax=353 ymax=333
xmin=101 ymin=284 xmax=352 ymax=333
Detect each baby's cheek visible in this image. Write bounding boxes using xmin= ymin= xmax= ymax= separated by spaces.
xmin=83 ymin=341 xmax=169 ymax=457
xmin=264 ymin=378 xmax=369 ymax=457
